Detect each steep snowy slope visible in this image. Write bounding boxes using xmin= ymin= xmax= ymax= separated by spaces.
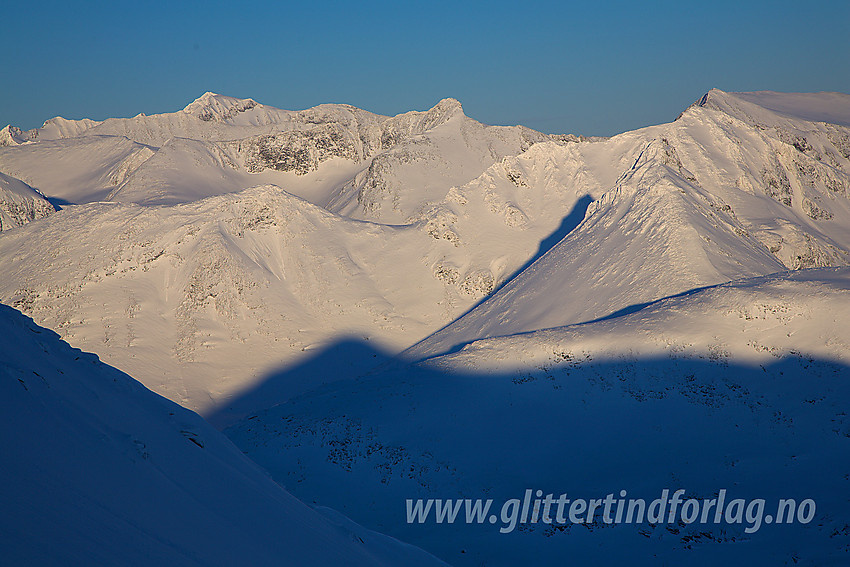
xmin=224 ymin=268 xmax=850 ymax=567
xmin=0 ymin=172 xmax=55 ymax=231
xmin=0 ymin=303 xmax=447 ymax=567
xmin=406 ymin=90 xmax=850 ymax=358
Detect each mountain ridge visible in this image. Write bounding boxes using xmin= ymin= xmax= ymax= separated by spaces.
xmin=1 ymin=88 xmax=848 ymax=414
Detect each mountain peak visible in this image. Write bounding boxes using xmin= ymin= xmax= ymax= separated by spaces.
xmin=682 ymin=88 xmax=850 ymax=127
xmin=430 ymin=97 xmax=464 ymax=116
xmin=415 ymin=97 xmax=465 ymax=129
xmin=0 ymin=124 xmax=29 ymax=146
xmin=182 ymin=92 xmax=260 ymax=122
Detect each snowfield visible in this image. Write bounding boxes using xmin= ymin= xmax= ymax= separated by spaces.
xmin=1 ymin=88 xmax=849 ymax=566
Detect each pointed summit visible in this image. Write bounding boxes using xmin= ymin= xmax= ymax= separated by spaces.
xmin=431 ymin=97 xmax=464 ymax=113
xmin=418 ymin=97 xmax=465 ymax=130
xmin=182 ymin=92 xmax=260 ymax=122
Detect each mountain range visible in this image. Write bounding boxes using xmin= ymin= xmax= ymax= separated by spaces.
xmin=1 ymin=88 xmax=849 ymax=565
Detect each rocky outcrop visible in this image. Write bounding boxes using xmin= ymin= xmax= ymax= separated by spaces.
xmin=0 ymin=172 xmax=55 ymax=231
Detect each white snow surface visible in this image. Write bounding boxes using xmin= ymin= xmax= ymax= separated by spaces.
xmin=721 ymin=89 xmax=850 ymax=127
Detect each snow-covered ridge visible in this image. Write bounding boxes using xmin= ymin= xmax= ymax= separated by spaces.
xmin=427 ymin=267 xmax=850 ymax=371
xmin=698 ymin=88 xmax=850 ymax=127
xmin=0 ymin=92 xmax=558 ymax=224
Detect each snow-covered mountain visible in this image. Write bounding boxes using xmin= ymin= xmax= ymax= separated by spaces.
xmin=0 ymin=94 xmax=576 ymax=412
xmin=1 ymin=90 xmax=849 ymax=415
xmin=2 ymin=89 xmax=849 ymax=566
xmin=0 ymin=124 xmax=30 ymax=146
xmin=0 ymin=302 xmax=446 ymax=567
xmin=0 ymin=93 xmax=550 ymax=216
xmin=405 ymin=89 xmax=850 ymax=358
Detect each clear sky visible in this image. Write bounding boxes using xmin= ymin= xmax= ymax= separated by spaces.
xmin=2 ymin=0 xmax=849 ymax=136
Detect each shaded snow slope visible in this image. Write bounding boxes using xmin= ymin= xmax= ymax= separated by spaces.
xmin=428 ymin=268 xmax=850 ymax=370
xmin=224 ymin=268 xmax=850 ymax=567
xmin=0 ymin=303 xmax=447 ymax=567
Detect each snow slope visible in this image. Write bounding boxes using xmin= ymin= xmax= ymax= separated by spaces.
xmin=0 ymin=135 xmax=155 ymax=204
xmin=0 ymin=172 xmax=55 ymax=231
xmin=0 ymin=185 xmax=447 ymax=411
xmin=0 ymin=302 xmax=447 ymax=567
xmin=224 ymin=268 xmax=850 ymax=567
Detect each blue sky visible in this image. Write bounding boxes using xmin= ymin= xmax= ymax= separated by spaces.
xmin=2 ymin=0 xmax=848 ymax=136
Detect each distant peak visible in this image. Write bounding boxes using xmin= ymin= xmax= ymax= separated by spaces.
xmin=0 ymin=124 xmax=30 ymax=146
xmin=417 ymin=97 xmax=465 ymax=129
xmin=682 ymin=88 xmax=850 ymax=127
xmin=675 ymin=88 xmax=728 ymax=120
xmin=183 ymin=92 xmax=259 ymax=122
xmin=436 ymin=97 xmax=462 ymax=108
xmin=431 ymin=97 xmax=464 ymax=114
xmin=694 ymin=88 xmax=727 ymax=108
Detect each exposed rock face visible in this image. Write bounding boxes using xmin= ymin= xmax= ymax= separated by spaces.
xmin=240 ymin=123 xmax=362 ymax=174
